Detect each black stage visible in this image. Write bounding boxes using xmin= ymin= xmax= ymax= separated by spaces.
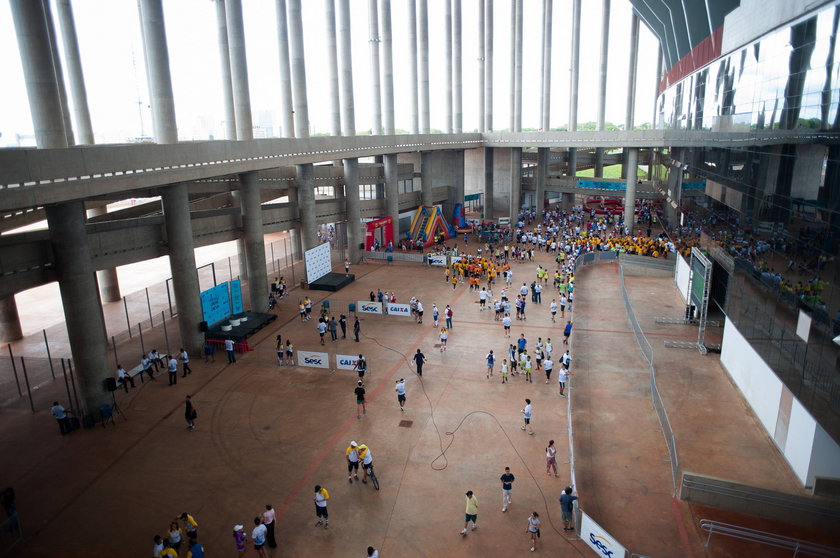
xmin=205 ymin=311 xmax=277 ymax=343
xmin=309 ymin=272 xmax=355 ymax=292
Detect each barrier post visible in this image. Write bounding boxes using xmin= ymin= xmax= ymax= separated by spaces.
xmin=111 ymin=336 xmax=119 ymax=367
xmin=60 ymin=359 xmax=73 ymax=409
xmin=7 ymin=344 xmax=22 ymax=397
xmin=162 ymin=311 xmax=170 ymax=355
xmin=43 ymin=329 xmax=55 ymax=379
xmin=145 ymin=288 xmax=153 ymax=326
xmin=67 ymin=359 xmax=81 ymax=415
xmin=138 ymin=323 xmax=146 ymax=355
xmin=123 ymin=297 xmax=132 ymax=338
xmin=19 ymin=357 xmax=35 ymax=413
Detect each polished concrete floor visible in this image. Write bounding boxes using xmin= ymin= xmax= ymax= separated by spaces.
xmin=1 ymin=245 xmax=837 ymax=557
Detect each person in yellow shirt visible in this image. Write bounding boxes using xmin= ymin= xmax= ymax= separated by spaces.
xmin=314 ymin=485 xmax=330 ymax=528
xmin=460 ymin=490 xmax=479 ymax=535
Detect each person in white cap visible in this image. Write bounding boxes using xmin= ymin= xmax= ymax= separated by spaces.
xmin=346 ymin=441 xmax=360 ymax=483
xmin=233 ymin=524 xmax=246 ymax=557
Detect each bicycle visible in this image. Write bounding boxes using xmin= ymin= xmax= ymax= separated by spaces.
xmin=363 ymin=462 xmax=380 ymax=490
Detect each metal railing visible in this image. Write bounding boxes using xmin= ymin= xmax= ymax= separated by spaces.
xmin=362 ymin=251 xmax=426 ymax=263
xmin=699 ymin=520 xmax=840 ymax=557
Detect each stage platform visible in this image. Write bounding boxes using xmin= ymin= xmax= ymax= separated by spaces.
xmin=205 ymin=311 xmax=277 ymax=343
xmin=309 ymin=272 xmax=355 ymax=292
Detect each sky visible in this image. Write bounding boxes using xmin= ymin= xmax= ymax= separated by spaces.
xmin=0 ymin=0 xmax=661 ymax=146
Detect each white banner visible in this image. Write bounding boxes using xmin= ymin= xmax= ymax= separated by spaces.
xmin=305 ymin=243 xmax=332 ymax=284
xmin=298 ymin=350 xmax=330 ymax=369
xmin=580 ymin=511 xmax=627 ymax=558
xmin=428 ymin=255 xmax=447 ymax=266
xmin=357 ymin=301 xmax=383 ymax=314
xmin=450 ymin=256 xmax=462 ymax=264
xmin=386 ymin=303 xmax=412 ymax=317
xmin=335 ymin=354 xmax=360 ymax=371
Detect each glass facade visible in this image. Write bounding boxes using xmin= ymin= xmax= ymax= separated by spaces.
xmin=657 ymin=5 xmax=840 ymax=132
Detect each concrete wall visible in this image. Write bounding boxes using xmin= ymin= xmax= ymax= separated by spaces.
xmin=791 ymin=144 xmax=826 ymax=200
xmin=720 ymin=316 xmax=840 ymax=486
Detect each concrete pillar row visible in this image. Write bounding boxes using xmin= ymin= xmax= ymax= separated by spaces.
xmin=368 ymin=0 xmax=382 ymax=135
xmin=288 ymin=0 xmax=310 ymax=138
xmin=275 ymin=0 xmax=295 ymax=138
xmin=42 ymin=0 xmax=74 ymax=147
xmin=138 ymin=0 xmax=178 ymax=144
xmin=325 ymin=0 xmax=341 ymax=136
xmin=568 ymin=0 xmax=581 ymax=131
xmin=623 ymin=148 xmax=639 ymax=235
xmin=452 ymin=0 xmax=462 ymax=133
xmin=87 ymin=206 xmax=122 ymax=302
xmin=239 ymin=173 xmax=269 ymax=312
xmin=55 ymin=0 xmax=94 ymax=145
xmin=510 ymin=148 xmax=522 ymax=219
xmin=536 ymin=147 xmax=548 ymax=217
xmin=483 ymin=0 xmax=493 ymax=132
xmin=343 ymin=159 xmax=362 ymax=262
xmin=214 ymin=0 xmax=237 ymax=140
xmin=596 ymin=0 xmax=610 ymax=132
xmin=380 ymin=0 xmax=395 ymax=135
xmin=161 ymin=184 xmax=204 ymax=355
xmin=418 ymin=0 xmax=430 ymax=134
xmin=225 ymin=0 xmax=254 ymax=141
xmin=420 ymin=152 xmax=434 ymax=208
xmin=594 ymin=148 xmax=605 ymax=177
xmin=384 ymin=154 xmax=400 ymax=238
xmin=477 ymin=0 xmax=485 ymax=133
xmin=484 ymin=147 xmax=494 ymax=218
xmin=408 ymin=0 xmax=419 ymax=134
xmin=296 ymin=164 xmax=318 ymax=254
xmin=539 ymin=0 xmax=552 ymax=132
xmin=445 ymin=0 xmax=453 ymax=133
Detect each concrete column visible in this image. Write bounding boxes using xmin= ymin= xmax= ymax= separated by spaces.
xmin=453 ymin=0 xmax=462 ymax=133
xmin=343 ymin=159 xmax=362 ymax=262
xmin=55 ymin=0 xmax=93 ymax=144
xmin=225 ymin=0 xmax=253 ymax=140
xmin=510 ymin=148 xmax=521 ymax=218
xmin=296 ymin=165 xmax=317 ymax=252
xmin=384 ymin=154 xmax=400 ymax=237
xmin=454 ymin=150 xmax=466 ymax=204
xmin=445 ymin=0 xmax=453 ymax=133
xmin=568 ymin=148 xmax=577 ymax=177
xmin=653 ymin=43 xmax=663 ymax=127
xmin=514 ymin=0 xmax=523 ymax=132
xmin=623 ymin=148 xmax=639 ymax=234
xmin=46 ymin=202 xmax=110 ymax=414
xmin=595 ymin=149 xmax=604 ymax=177
xmin=0 ymin=296 xmax=23 ymax=342
xmin=368 ymin=0 xmax=382 ymax=135
xmin=484 ymin=148 xmax=494 ymax=218
xmin=568 ymin=0 xmax=580 ymax=131
xmin=408 ymin=0 xmax=419 ymax=134
xmin=325 ymin=0 xmax=341 ymax=136
xmin=536 ymin=148 xmax=547 ymax=217
xmin=539 ymin=0 xmax=552 ymax=131
xmin=42 ymin=0 xmax=74 ymax=146
xmin=275 ymin=0 xmax=294 ymax=137
xmin=380 ymin=0 xmax=395 ymax=135
xmin=338 ymin=0 xmax=362 ymax=264
xmin=214 ymin=0 xmax=236 ymax=140
xmin=596 ymin=0 xmax=610 ymax=132
xmin=508 ymin=0 xmax=516 ymax=132
xmin=288 ymin=0 xmax=310 ymax=138
xmin=484 ymin=0 xmax=493 ymax=132
xmin=418 ymin=0 xmax=430 ymax=134
xmin=87 ymin=206 xmax=121 ymax=302
xmin=160 ymin=184 xmax=204 ymax=354
xmin=138 ymin=0 xmax=178 ymax=144
xmin=421 ymin=152 xmax=434 ymax=207
xmin=239 ymin=173 xmax=269 ymax=312
xmin=477 ymin=0 xmax=485 ymax=132
xmin=625 ymin=13 xmax=639 ymax=131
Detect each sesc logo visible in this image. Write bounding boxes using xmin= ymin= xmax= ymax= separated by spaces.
xmin=299 ymin=350 xmax=329 ymax=369
xmin=589 ymin=534 xmax=614 ymax=558
xmin=304 ymin=357 xmax=323 ymax=366
xmin=361 ymin=305 xmax=379 ymax=313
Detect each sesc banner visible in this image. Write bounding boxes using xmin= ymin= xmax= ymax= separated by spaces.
xmin=580 ymin=511 xmax=627 ymax=558
xmin=428 ymin=255 xmax=447 ymax=266
xmin=298 ymin=350 xmax=330 ymax=369
xmin=386 ymin=303 xmax=411 ymax=317
xmin=336 ymin=354 xmax=359 ymax=371
xmin=357 ymin=301 xmax=383 ymax=314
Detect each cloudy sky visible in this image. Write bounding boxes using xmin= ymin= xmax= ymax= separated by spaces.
xmin=0 ymin=0 xmax=661 ymax=145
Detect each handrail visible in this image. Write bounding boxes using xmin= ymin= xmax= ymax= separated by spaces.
xmin=699 ymin=519 xmax=840 ymax=557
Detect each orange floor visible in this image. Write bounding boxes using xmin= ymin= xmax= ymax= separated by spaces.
xmin=1 ymin=244 xmax=837 ymax=557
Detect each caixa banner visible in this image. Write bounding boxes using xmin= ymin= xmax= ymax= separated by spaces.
xmin=335 ymin=354 xmax=359 ymax=371
xmin=298 ymin=350 xmax=330 ymax=369
xmin=386 ymin=303 xmax=411 ymax=316
xmin=357 ymin=301 xmax=383 ymax=314
xmin=579 ymin=511 xmax=627 ymax=558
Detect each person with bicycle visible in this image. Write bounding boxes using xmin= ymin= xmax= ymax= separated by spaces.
xmin=357 ymin=443 xmax=374 ymax=485
xmin=345 ymin=441 xmax=361 ymax=483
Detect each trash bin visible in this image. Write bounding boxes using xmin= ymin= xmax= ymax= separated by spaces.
xmin=322 ymin=300 xmax=330 ymax=310
xmin=387 ymin=255 xmax=393 ymax=264
xmin=300 ymin=279 xmax=307 ymax=289
xmin=349 ymin=303 xmax=356 ymax=313
xmin=99 ymin=405 xmax=114 ymax=427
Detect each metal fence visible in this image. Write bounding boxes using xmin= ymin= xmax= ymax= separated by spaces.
xmin=362 ymin=251 xmax=427 ymax=263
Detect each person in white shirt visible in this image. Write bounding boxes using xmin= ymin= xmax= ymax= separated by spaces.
xmin=558 ymin=365 xmax=572 ymax=397
xmin=365 ymin=546 xmax=380 ymax=558
xmin=520 ymin=399 xmax=534 ymax=434
xmin=167 ymin=355 xmax=178 ymax=386
xmin=395 ymin=378 xmax=407 ymax=411
xmin=225 ymin=338 xmax=236 ymax=364
xmin=51 ymin=401 xmax=70 ymax=435
xmin=478 ymin=288 xmax=488 ymax=310
xmin=116 ymin=364 xmax=134 ymax=392
xmin=416 ymin=301 xmax=424 ymax=324
xmin=543 ymin=357 xmax=554 ymax=384
xmin=179 ymin=348 xmax=192 ymax=377
xmin=251 ymin=517 xmax=268 ymax=558
xmin=502 ymin=313 xmax=512 ymax=337
xmin=549 ymin=300 xmax=558 ymax=322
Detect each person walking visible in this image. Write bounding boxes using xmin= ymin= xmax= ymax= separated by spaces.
xmin=500 ymin=467 xmax=515 ymax=512
xmin=354 ymin=318 xmax=361 ymax=342
xmin=184 ymin=395 xmax=196 ymax=432
xmin=558 ymin=365 xmax=573 ymax=397
xmin=523 ymin=355 xmax=533 ymax=383
xmin=549 ymin=299 xmax=558 ymax=322
xmin=276 ymin=335 xmax=284 ymax=366
xmin=527 ymin=512 xmax=541 ymax=552
xmin=355 ymin=381 xmax=366 ymax=419
xmin=339 ymin=314 xmax=348 ymax=338
xmin=167 ymin=354 xmax=178 ymax=386
xmin=328 ymin=317 xmax=338 ymax=341
xmin=262 ymin=505 xmax=277 ymax=549
xmin=225 ymin=338 xmax=236 ymax=363
xmin=313 ymin=485 xmax=330 ymax=528
xmin=543 ymin=355 xmax=553 ymax=384
xmin=354 ymin=355 xmax=368 ymax=381
xmin=50 ymin=401 xmax=70 ymax=435
xmin=546 ymin=440 xmax=558 ymax=477
xmin=344 ymin=258 xmax=350 ymax=273
xmin=284 ymin=340 xmax=295 ymax=366
xmin=346 ymin=441 xmax=361 ymax=483
xmin=413 ymin=349 xmax=426 ymax=376
xmin=317 ymin=319 xmax=327 ymax=345
xmin=486 ymin=350 xmax=495 ymax=379
xmin=520 ymin=399 xmax=534 ymax=435
xmin=500 ymin=359 xmax=509 ymax=383
xmin=180 ymin=348 xmax=192 ymax=377
xmin=502 ymin=313 xmax=512 ymax=337
xmin=445 ymin=305 xmax=453 ymax=329
xmin=252 ymin=517 xmax=268 ymax=558
xmin=559 ymin=486 xmax=578 ymax=531
xmin=563 ymin=321 xmax=573 ymax=344
xmin=460 ymin=490 xmax=479 ymax=535
xmin=395 ymin=378 xmax=407 ymax=412
xmin=416 ymin=300 xmax=424 ymax=324
xmin=432 ymin=304 xmax=439 ymax=327
xmin=203 ymin=340 xmax=215 ymax=363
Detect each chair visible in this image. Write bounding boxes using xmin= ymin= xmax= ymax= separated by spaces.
xmin=99 ymin=404 xmax=115 ymax=427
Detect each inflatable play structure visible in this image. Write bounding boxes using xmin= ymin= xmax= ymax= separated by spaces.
xmin=451 ymin=203 xmax=472 ymax=233
xmin=407 ymin=205 xmax=456 ymax=247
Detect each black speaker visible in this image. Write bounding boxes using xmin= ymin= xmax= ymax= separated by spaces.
xmin=359 ymin=242 xmax=364 ymax=250
xmin=199 ymin=321 xmax=208 ymax=332
xmin=105 ymin=377 xmax=118 ymax=392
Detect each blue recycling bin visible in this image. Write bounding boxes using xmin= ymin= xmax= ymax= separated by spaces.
xmin=349 ymin=303 xmax=356 ymax=313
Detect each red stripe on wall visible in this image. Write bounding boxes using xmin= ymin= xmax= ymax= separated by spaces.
xmin=659 ymin=26 xmax=724 ymax=93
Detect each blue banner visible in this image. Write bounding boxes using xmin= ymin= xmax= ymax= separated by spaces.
xmin=682 ymin=181 xmax=706 ymax=190
xmin=230 ymin=280 xmax=243 ymax=314
xmin=577 ymin=179 xmax=626 ymax=191
xmin=200 ymin=281 xmax=230 ymax=325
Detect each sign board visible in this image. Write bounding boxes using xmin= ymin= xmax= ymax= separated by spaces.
xmin=386 ymin=303 xmax=412 ymax=316
xmin=336 ymin=354 xmax=360 ymax=371
xmin=298 ymin=350 xmax=330 ymax=369
xmin=498 ymin=217 xmax=511 ymax=225
xmin=796 ymin=310 xmax=812 ymax=343
xmin=305 ymin=243 xmax=332 ymax=284
xmin=580 ymin=511 xmax=627 ymax=558
xmin=200 ymin=281 xmax=230 ymax=325
xmin=428 ymin=255 xmax=447 ymax=267
xmin=230 ymin=280 xmax=243 ymax=314
xmin=357 ymin=301 xmax=383 ymax=315
xmin=450 ymin=256 xmax=462 ymax=264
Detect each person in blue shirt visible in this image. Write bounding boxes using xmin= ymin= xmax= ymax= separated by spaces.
xmin=252 ymin=517 xmax=268 ymax=558
xmin=486 ymin=350 xmax=495 ymax=379
xmin=517 ymin=334 xmax=527 ymax=357
xmin=563 ymin=321 xmax=573 ymax=345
